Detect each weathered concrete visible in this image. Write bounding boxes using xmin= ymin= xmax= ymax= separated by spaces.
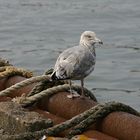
xmin=0 ymin=101 xmax=53 ymax=136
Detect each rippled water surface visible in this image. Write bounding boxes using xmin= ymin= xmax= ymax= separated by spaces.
xmin=0 ymin=0 xmax=140 ymax=110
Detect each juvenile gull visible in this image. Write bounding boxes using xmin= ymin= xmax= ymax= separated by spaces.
xmin=51 ymin=31 xmax=103 ymax=98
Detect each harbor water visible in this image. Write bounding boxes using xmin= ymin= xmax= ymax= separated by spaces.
xmin=0 ymin=0 xmax=140 ymax=110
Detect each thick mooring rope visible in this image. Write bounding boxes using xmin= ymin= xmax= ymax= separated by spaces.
xmin=44 ymin=102 xmax=139 ymax=137
xmin=43 ymin=104 xmax=103 ymax=136
xmin=0 ymin=75 xmax=50 ymax=96
xmin=0 ymin=58 xmax=11 ymax=67
xmin=27 ymin=69 xmax=54 ymax=97
xmin=0 ymin=66 xmax=33 ymax=79
xmin=27 ymin=78 xmax=67 ymax=97
xmin=27 ymin=81 xmax=46 ymax=97
xmin=67 ymin=102 xmax=140 ymax=138
xmin=0 ymin=58 xmax=32 ymax=79
xmin=14 ymin=84 xmax=96 ymax=107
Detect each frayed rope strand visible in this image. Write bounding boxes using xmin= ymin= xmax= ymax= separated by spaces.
xmin=18 ymin=84 xmax=96 ymax=107
xmin=67 ymin=102 xmax=140 ymax=138
xmin=28 ymin=102 xmax=139 ymax=137
xmin=0 ymin=75 xmax=51 ymax=96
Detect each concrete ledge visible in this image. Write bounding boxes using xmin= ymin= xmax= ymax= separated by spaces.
xmin=0 ymin=128 xmax=51 ymax=140
xmin=0 ymin=101 xmax=53 ymax=136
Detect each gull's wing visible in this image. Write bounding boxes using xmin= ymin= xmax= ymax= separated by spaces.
xmin=53 ymin=45 xmax=95 ymax=80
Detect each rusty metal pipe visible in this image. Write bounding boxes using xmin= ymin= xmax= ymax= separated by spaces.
xmin=38 ymin=91 xmax=98 ymax=119
xmin=33 ymin=108 xmax=66 ymax=125
xmin=98 ymin=111 xmax=140 ymax=140
xmin=1 ymin=76 xmax=140 ymax=140
xmin=33 ymin=109 xmax=119 ymax=140
xmin=5 ymin=76 xmax=36 ymax=97
xmin=83 ymin=130 xmax=118 ymax=140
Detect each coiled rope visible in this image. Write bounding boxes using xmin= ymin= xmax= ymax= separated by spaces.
xmin=0 ymin=66 xmax=33 ymax=79
xmin=0 ymin=58 xmax=11 ymax=67
xmin=0 ymin=75 xmax=50 ymax=96
xmin=0 ymin=58 xmax=32 ymax=80
xmin=12 ymin=84 xmax=96 ymax=107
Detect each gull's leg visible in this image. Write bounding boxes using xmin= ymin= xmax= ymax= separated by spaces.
xmin=81 ymin=79 xmax=85 ymax=98
xmin=67 ymin=80 xmax=80 ymax=98
xmin=69 ymin=79 xmax=72 ymax=94
xmin=67 ymin=80 xmax=73 ymax=98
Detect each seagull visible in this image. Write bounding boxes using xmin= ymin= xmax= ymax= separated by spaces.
xmin=51 ymin=31 xmax=103 ymax=98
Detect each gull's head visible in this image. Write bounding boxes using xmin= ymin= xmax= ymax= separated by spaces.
xmin=80 ymin=31 xmax=103 ymax=47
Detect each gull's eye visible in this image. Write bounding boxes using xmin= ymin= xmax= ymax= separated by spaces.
xmin=86 ymin=35 xmax=91 ymax=38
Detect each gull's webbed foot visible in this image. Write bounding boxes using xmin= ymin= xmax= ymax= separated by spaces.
xmin=67 ymin=92 xmax=80 ymax=99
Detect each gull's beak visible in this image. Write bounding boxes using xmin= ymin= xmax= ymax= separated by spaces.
xmin=95 ymin=37 xmax=103 ymax=45
xmin=99 ymin=40 xmax=103 ymax=45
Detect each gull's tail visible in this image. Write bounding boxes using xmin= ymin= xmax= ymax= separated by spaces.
xmin=51 ymin=71 xmax=58 ymax=80
xmin=51 ymin=71 xmax=70 ymax=80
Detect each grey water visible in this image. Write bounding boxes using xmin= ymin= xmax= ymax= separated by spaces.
xmin=0 ymin=0 xmax=140 ymax=111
